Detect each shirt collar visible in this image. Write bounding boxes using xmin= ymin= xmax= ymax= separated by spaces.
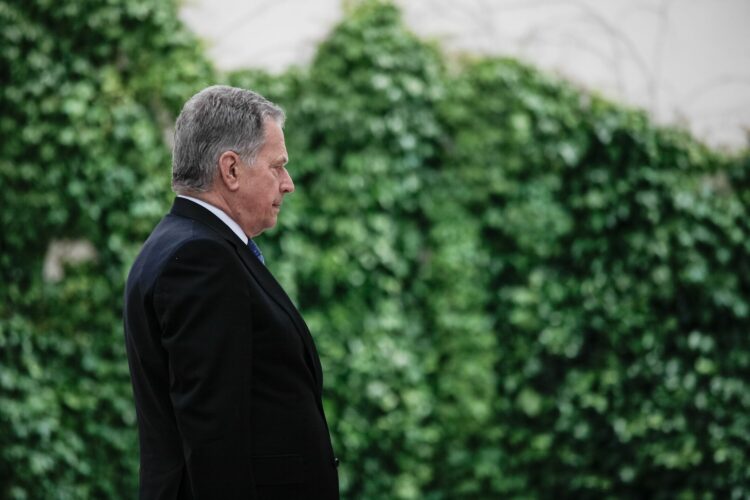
xmin=177 ymin=195 xmax=249 ymax=245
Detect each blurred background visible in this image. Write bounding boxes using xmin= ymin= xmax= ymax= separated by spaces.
xmin=1 ymin=0 xmax=749 ymax=498
xmin=180 ymin=0 xmax=750 ymax=150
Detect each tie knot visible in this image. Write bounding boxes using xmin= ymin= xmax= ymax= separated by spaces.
xmin=247 ymin=239 xmax=265 ymax=265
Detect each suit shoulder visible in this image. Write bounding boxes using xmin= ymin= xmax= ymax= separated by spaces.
xmin=127 ymin=216 xmax=237 ymax=290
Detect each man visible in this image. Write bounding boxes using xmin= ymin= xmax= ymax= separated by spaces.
xmin=124 ymin=85 xmax=339 ymax=499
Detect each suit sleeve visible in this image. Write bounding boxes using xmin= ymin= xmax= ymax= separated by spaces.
xmin=154 ymin=237 xmax=256 ymax=499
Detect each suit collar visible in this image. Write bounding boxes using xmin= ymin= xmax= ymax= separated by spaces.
xmin=177 ymin=195 xmax=248 ymax=245
xmin=170 ymin=197 xmax=243 ymax=247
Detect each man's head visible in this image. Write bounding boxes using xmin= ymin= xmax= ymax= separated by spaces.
xmin=172 ymin=85 xmax=294 ymax=237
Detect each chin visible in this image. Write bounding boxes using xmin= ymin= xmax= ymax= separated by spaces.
xmin=262 ymin=219 xmax=277 ymax=232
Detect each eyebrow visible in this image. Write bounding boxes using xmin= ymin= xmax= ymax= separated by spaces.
xmin=275 ymin=155 xmax=289 ymax=166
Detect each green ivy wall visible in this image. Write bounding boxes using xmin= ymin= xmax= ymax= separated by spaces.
xmin=1 ymin=0 xmax=748 ymax=498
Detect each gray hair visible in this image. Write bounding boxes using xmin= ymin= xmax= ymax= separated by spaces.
xmin=171 ymin=85 xmax=285 ymax=193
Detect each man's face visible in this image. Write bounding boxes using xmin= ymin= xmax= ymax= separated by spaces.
xmin=235 ymin=121 xmax=294 ymax=237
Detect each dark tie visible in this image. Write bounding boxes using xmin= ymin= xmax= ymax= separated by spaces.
xmin=247 ymin=239 xmax=265 ymax=265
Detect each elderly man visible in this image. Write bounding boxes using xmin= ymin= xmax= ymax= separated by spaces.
xmin=124 ymin=86 xmax=339 ymax=499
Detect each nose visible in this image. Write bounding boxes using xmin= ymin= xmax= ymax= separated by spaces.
xmin=281 ymin=167 xmax=295 ymax=194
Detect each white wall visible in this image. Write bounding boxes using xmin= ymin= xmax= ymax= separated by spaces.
xmin=180 ymin=0 xmax=750 ymax=150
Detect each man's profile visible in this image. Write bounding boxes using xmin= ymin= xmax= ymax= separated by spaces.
xmin=123 ymin=85 xmax=339 ymax=499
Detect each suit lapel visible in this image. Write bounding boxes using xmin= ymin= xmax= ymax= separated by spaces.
xmin=169 ymin=198 xmax=323 ymax=391
xmin=232 ymin=243 xmax=324 ymax=388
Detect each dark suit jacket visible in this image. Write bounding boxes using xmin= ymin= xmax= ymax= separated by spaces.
xmin=124 ymin=197 xmax=339 ymax=499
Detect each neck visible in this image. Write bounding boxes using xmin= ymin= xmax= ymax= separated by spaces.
xmin=182 ymin=190 xmax=230 ymax=213
xmin=180 ymin=189 xmax=261 ymax=238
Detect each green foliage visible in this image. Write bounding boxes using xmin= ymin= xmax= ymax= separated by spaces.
xmin=1 ymin=0 xmax=214 ymax=497
xmin=3 ymin=0 xmax=749 ymax=498
xmin=439 ymin=58 xmax=750 ymax=497
xmin=233 ymin=5 xmax=449 ymax=496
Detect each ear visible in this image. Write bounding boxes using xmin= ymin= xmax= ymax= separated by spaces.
xmin=217 ymin=151 xmax=242 ymax=191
